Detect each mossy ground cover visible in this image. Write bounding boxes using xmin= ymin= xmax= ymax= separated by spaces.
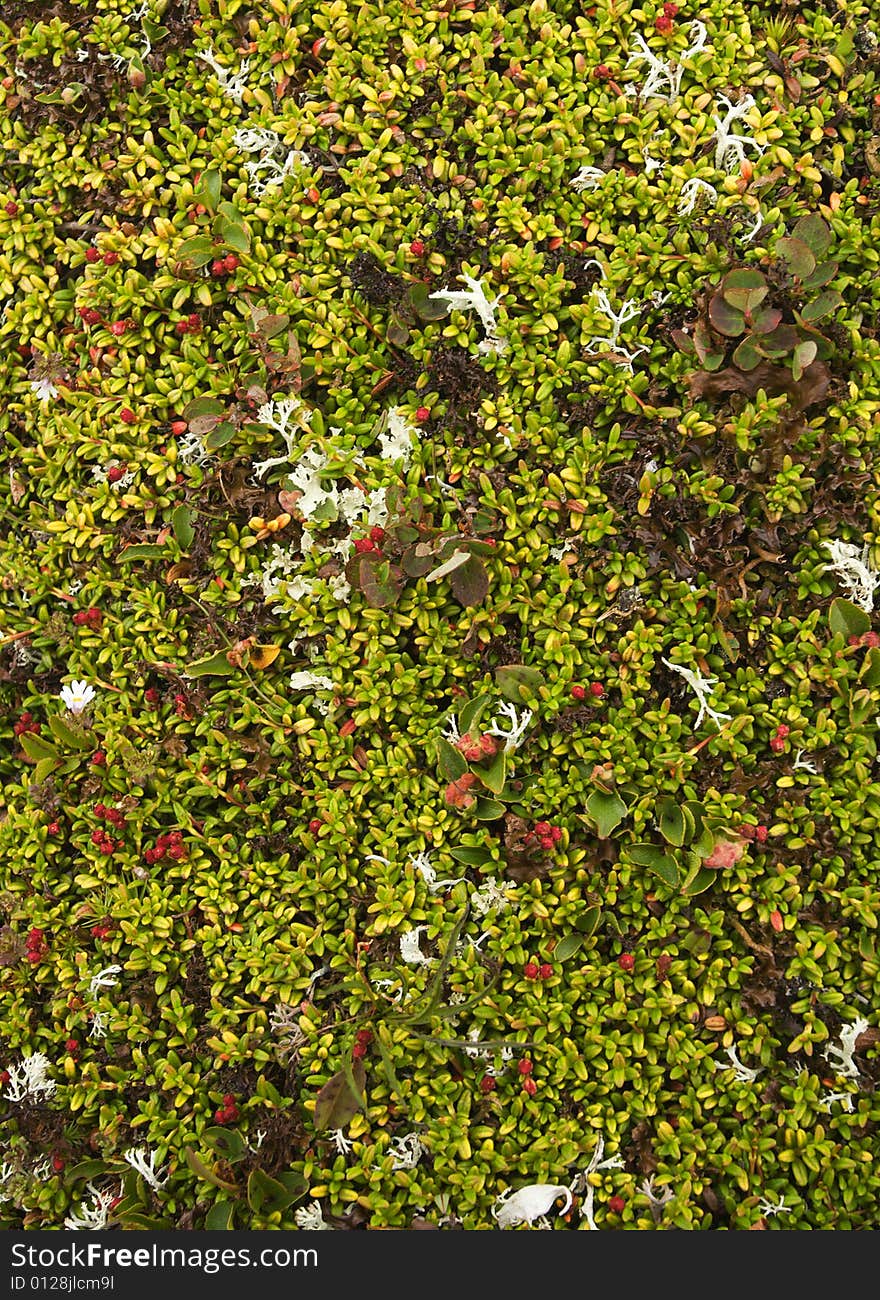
xmin=2 ymin=0 xmax=880 ymax=1232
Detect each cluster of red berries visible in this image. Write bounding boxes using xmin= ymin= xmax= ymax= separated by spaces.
xmin=518 ymin=1060 xmax=537 ymax=1095
xmin=144 ymin=687 xmax=161 ymax=707
xmin=84 ymin=246 xmax=119 ymax=266
xmin=175 ymin=313 xmax=202 ymax=335
xmin=455 ymin=731 xmax=499 ymax=762
xmin=353 ymin=526 xmax=386 ymax=555
xmin=655 ymin=1 xmax=678 ymax=31
xmin=13 ymin=711 xmax=41 ymax=737
xmin=214 ymin=1093 xmax=239 ymax=1124
xmin=65 ymin=1038 xmax=79 ymax=1056
xmin=174 ymin=693 xmax=191 ymax=717
xmin=571 ymin=682 xmax=604 ymax=701
xmin=72 ymin=607 xmax=102 ymax=630
xmin=848 ymin=631 xmax=880 ymax=649
xmin=90 ymin=922 xmax=112 ymax=940
xmin=91 ymin=826 xmax=121 ymax=856
xmin=144 ymin=830 xmax=187 ymax=865
xmin=95 ymin=803 xmax=126 ymax=829
xmin=525 ymin=822 xmax=563 ymax=851
xmin=352 ymin=1029 xmax=373 ymax=1060
xmin=740 ymin=823 xmax=769 ymax=844
xmin=26 ymin=927 xmax=48 ymax=965
xmin=77 ymin=306 xmax=102 ymax=327
xmin=523 ymin=961 xmax=554 ymax=980
xmin=211 ymin=252 xmax=240 ymax=277
xmin=769 ymin=722 xmax=789 ymax=754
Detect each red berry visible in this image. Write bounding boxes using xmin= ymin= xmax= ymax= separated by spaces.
xmin=223 ymin=254 xmax=239 ymax=272
xmin=91 ymin=751 xmax=106 ymax=766
xmin=863 ymin=631 xmax=880 ymax=648
xmin=539 ymin=836 xmax=555 ymax=850
xmin=534 ymin=822 xmax=551 ymax=836
xmin=524 ymin=962 xmax=540 ymax=979
xmin=571 ymin=684 xmax=586 ymax=700
xmin=550 ymin=826 xmax=562 ymax=842
xmin=769 ymin=736 xmax=785 ymax=753
xmin=775 ymin=724 xmax=790 ymax=738
xmin=663 ymin=1 xmax=678 ymax=14
xmin=73 ymin=610 xmax=88 ymax=625
xmin=370 ymin=526 xmax=386 ymax=543
xmin=103 ymin=251 xmax=119 ymax=266
xmin=517 ymin=1058 xmax=533 ymax=1075
xmin=589 ymin=682 xmax=605 ymax=698
xmin=211 ymin=259 xmax=227 ymax=276
xmin=409 ymin=240 xmax=425 ymax=256
xmin=352 ymin=1042 xmax=367 ymax=1059
xmin=655 ymin=12 xmax=673 ymax=30
xmin=593 ymin=64 xmax=612 ymax=78
xmin=52 ymin=1155 xmax=65 ymax=1173
xmin=109 ymin=320 xmax=128 ymax=336
xmin=479 ymin=1074 xmax=496 ymax=1093
xmin=214 ymin=1109 xmax=226 ymax=1122
xmin=119 ymin=407 xmax=136 ymax=424
xmin=84 ymin=247 xmax=100 ymax=263
xmin=353 ymin=537 xmax=375 ymax=553
xmin=308 ymin=818 xmax=322 ymax=833
xmin=170 ymin=419 xmax=188 ymax=436
xmin=145 ymin=687 xmax=160 ymax=704
xmin=168 ymin=843 xmax=186 ymax=860
xmin=740 ymin=824 xmax=755 ymax=840
xmin=47 ymin=821 xmax=60 ymax=835
xmin=609 ymin=1195 xmax=626 ymax=1214
xmin=415 ymin=406 xmax=430 ymax=422
xmin=175 ymin=320 xmax=188 ymax=334
xmin=188 ymin=313 xmax=200 ymax=327
xmin=0 ymin=1070 xmax=10 ymax=1084
xmin=618 ymin=953 xmax=635 ymax=971
xmin=522 ymin=1077 xmax=537 ymax=1096
xmin=355 ymin=1029 xmax=373 ymax=1045
xmin=107 ymin=465 xmax=125 ymax=483
xmin=80 ymin=307 xmax=101 ymax=326
xmin=755 ymin=825 xmax=769 ymax=843
xmin=65 ymin=1039 xmax=79 ymax=1053
xmin=539 ymin=963 xmax=553 ymax=979
xmin=848 ymin=634 xmax=861 ymax=646
xmin=95 ymin=803 xmax=107 ymax=817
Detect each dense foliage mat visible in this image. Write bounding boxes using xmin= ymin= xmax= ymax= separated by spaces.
xmin=2 ymin=0 xmax=880 ymax=1230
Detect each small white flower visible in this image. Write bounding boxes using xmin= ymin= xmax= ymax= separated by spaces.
xmin=493 ymin=1183 xmax=572 ymax=1229
xmin=712 ymin=93 xmax=765 ymax=173
xmin=88 ymin=965 xmax=122 ymax=1000
xmin=60 ymin=680 xmax=97 ymax=715
xmin=30 ymin=378 xmax=58 ymax=403
xmin=294 ymin=1201 xmax=333 ymax=1230
xmin=123 ymin=1147 xmax=167 ymax=1194
xmin=757 ymin=1193 xmax=792 ymax=1217
xmin=486 ymin=702 xmax=533 ymax=753
xmin=428 ymin=273 xmax=507 ymax=354
xmin=63 ymin=1182 xmax=121 ymax=1231
xmin=331 ymin=1129 xmax=353 ymax=1156
xmin=824 ymin=1018 xmax=869 ymax=1080
xmin=662 ymin=657 xmax=732 ymax=730
xmin=571 ymin=165 xmax=606 ymax=191
xmin=713 ymin=1044 xmax=761 ymax=1083
xmin=3 ymin=1052 xmax=56 ymax=1102
xmin=678 ymin=177 xmax=718 ymax=217
xmin=388 ymin=1133 xmax=425 ymax=1170
xmin=399 ymin=926 xmax=434 ymax=966
xmin=822 ymin=539 xmax=880 ymax=612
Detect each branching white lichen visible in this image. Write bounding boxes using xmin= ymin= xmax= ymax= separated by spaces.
xmin=824 ymin=1018 xmax=869 ymax=1079
xmin=486 ymin=702 xmax=533 ymax=753
xmin=757 ymin=1194 xmax=792 ymax=1218
xmin=570 ymin=1135 xmax=626 ymax=1230
xmin=822 ymin=539 xmax=880 ymax=612
xmin=399 ymin=926 xmax=434 ymax=966
xmin=639 ymin=1175 xmax=675 ymax=1223
xmin=294 ymin=1201 xmax=333 ymax=1230
xmin=584 ymin=286 xmax=648 ymax=371
xmin=378 ymin=407 xmax=419 ymax=469
xmin=196 ymin=49 xmax=250 ymax=104
xmin=63 ymin=1182 xmax=121 ymax=1231
xmin=713 ymin=1044 xmax=761 ymax=1083
xmin=388 ymin=1133 xmax=425 ymax=1170
xmin=252 ymin=395 xmax=313 ymax=481
xmin=678 ymin=177 xmax=718 ymax=216
xmin=409 ymin=851 xmax=459 ymax=894
xmin=428 ymin=273 xmax=507 ymax=354
xmin=571 ymin=165 xmax=606 ymax=192
xmin=712 ymin=94 xmax=765 ymax=173
xmin=233 ymin=126 xmax=310 ymax=196
xmin=88 ymin=965 xmax=122 ymax=1000
xmin=123 ymin=1147 xmax=167 ymax=1194
xmin=2 ymin=1052 xmax=56 ymax=1103
xmin=661 ymin=657 xmax=732 ymax=729
xmin=493 ymin=1183 xmax=572 ymax=1229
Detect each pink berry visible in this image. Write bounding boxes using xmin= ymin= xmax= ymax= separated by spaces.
xmin=110 ymin=320 xmax=128 ymax=336
xmin=415 ymin=406 xmax=430 ymax=422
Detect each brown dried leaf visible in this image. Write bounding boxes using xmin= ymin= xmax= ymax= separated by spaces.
xmin=313 ymin=1061 xmax=367 ymax=1132
xmin=688 ymin=360 xmax=830 ymax=412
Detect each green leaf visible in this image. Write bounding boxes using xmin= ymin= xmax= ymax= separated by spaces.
xmin=708 ymin=294 xmax=746 ymax=337
xmin=66 ymin=1160 xmax=110 ymax=1184
xmin=573 ymin=905 xmax=602 ymax=937
xmin=584 ymin=789 xmax=628 ymax=839
xmin=437 ymin=736 xmax=469 ymax=782
xmin=800 ymin=260 xmax=838 ymax=291
xmin=176 ymin=236 xmax=218 ymax=268
xmin=479 ymin=747 xmax=507 ymax=796
xmin=204 ymin=421 xmax=237 ymax=451
xmin=828 ymin=597 xmax=871 ymax=640
xmin=681 ymin=866 xmax=717 ymax=897
xmin=494 ymin=664 xmax=545 ymax=701
xmin=408 ymin=282 xmax=450 ymax=320
xmin=48 ymin=715 xmax=93 ymax=750
xmin=199 ymin=170 xmax=222 ymax=212
xmin=35 ymin=757 xmax=62 ymax=782
xmin=119 ymin=543 xmax=166 ymax=561
xmin=791 ymin=339 xmax=817 ymax=381
xmin=247 ymin=1168 xmax=302 ymax=1215
xmin=202 ymin=1127 xmax=246 ymax=1163
xmin=183 ymin=396 xmax=226 ymax=421
xmin=448 ymin=846 xmax=494 ymax=867
xmin=657 ymin=798 xmax=686 ymax=847
xmin=313 ymin=1061 xmax=366 ymax=1132
xmin=761 ymin=323 xmax=800 ymax=357
xmin=184 ymin=650 xmax=237 ymax=678
xmin=20 ymin=732 xmax=59 ymax=761
xmin=749 ymin=304 xmax=782 ymax=335
xmin=776 ymin=236 xmax=816 ymax=279
xmin=721 ymin=269 xmax=769 ymax=313
xmin=183 ymin=1147 xmax=238 ymax=1192
xmin=792 ymin=214 xmax=832 ymax=257
xmin=860 ymin=646 xmax=880 ymax=688
xmin=554 ymin=933 xmax=585 ymax=962
xmin=217 ymin=218 xmax=250 ymax=253
xmin=473 ymin=797 xmax=507 ymax=820
xmin=458 ymin=692 xmax=492 ymax=735
xmin=627 ymin=843 xmax=679 ymax=889
xmin=799 ymin=290 xmax=843 ymax=323
xmin=732 ymin=336 xmax=763 ymax=371
xmin=171 ymin=505 xmax=195 ymax=550
xmin=448 ymin=554 xmax=489 ymax=607
xmin=204 ymin=1201 xmax=235 ymax=1231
